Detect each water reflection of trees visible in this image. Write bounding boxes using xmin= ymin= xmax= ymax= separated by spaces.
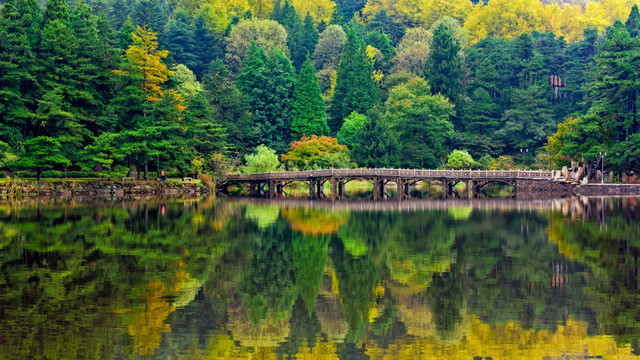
xmin=2 ymin=197 xmax=640 ymax=358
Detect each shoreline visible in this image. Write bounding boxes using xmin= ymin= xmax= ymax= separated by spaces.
xmin=0 ymin=179 xmax=211 ymax=197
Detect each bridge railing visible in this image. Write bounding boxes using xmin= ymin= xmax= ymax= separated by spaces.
xmin=225 ymin=169 xmax=554 ymax=181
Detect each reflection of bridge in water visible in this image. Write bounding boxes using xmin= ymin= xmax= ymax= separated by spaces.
xmin=230 ymin=197 xmax=574 ymax=213
xmin=221 ymin=169 xmax=557 ymax=200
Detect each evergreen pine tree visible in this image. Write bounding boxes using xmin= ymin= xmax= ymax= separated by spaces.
xmin=203 ymin=60 xmax=253 ymax=154
xmin=133 ymin=0 xmax=164 ymax=33
xmin=329 ymin=29 xmax=380 ymax=132
xmin=426 ymin=23 xmax=463 ymax=107
xmin=463 ymin=88 xmax=500 ymax=135
xmin=351 ymin=106 xmax=399 ymax=168
xmin=254 ymin=51 xmax=295 ymax=152
xmin=271 ymin=0 xmax=283 ymax=22
xmin=108 ymin=0 xmax=128 ymax=30
xmin=185 ymin=92 xmax=228 ymax=155
xmin=498 ymin=84 xmax=555 ymax=151
xmin=192 ymin=14 xmax=221 ymax=79
xmin=365 ymin=31 xmax=394 ymax=73
xmin=364 ymin=10 xmax=404 ymax=44
xmin=165 ymin=10 xmax=197 ymax=71
xmin=626 ymin=4 xmax=640 ymax=38
xmin=562 ymin=27 xmax=597 ymax=117
xmin=0 ymin=0 xmax=38 ymax=144
xmin=44 ymin=0 xmax=70 ymax=23
xmin=118 ymin=16 xmax=134 ymax=50
xmin=291 ymin=56 xmax=329 ymax=140
xmin=297 ymin=13 xmax=319 ymax=68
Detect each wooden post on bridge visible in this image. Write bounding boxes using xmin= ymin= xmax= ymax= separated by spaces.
xmin=276 ymin=183 xmax=284 ymax=196
xmin=405 ymin=182 xmax=411 ymax=198
xmin=396 ymin=178 xmax=403 ymax=200
xmin=338 ymin=180 xmax=345 ymax=198
xmin=468 ymin=180 xmax=475 ymax=199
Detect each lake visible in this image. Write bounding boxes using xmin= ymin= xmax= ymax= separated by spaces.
xmin=1 ymin=196 xmax=639 ymax=359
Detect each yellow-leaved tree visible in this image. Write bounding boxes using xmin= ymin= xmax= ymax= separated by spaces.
xmin=114 ymin=25 xmax=173 ymax=102
xmin=290 ymin=0 xmax=336 ymax=24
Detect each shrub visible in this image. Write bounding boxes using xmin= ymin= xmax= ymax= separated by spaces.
xmin=446 ymin=150 xmax=476 ymax=169
xmin=489 ymin=155 xmax=516 ymax=170
xmin=242 ymin=145 xmax=280 ymax=173
xmin=281 ymin=136 xmax=353 ymax=170
xmin=477 ymin=155 xmax=495 ymax=170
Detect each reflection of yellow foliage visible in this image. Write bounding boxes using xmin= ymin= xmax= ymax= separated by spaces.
xmin=547 ymin=221 xmax=579 ymax=260
xmin=227 ymin=299 xmax=290 ymax=348
xmin=244 ymin=204 xmax=280 ymax=229
xmin=281 ymin=208 xmax=348 ymax=236
xmin=363 ymin=317 xmax=638 ymax=359
xmin=296 ymin=337 xmax=339 ymax=360
xmin=128 ymin=280 xmax=175 ymax=356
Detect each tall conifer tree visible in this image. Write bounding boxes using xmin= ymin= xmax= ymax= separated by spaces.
xmin=291 ymin=56 xmax=329 ymax=140
xmin=426 ymin=23 xmax=463 ymax=107
xmin=329 ymin=29 xmax=379 ymax=132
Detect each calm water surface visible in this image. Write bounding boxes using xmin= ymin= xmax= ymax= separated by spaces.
xmin=1 ymin=196 xmax=640 ymax=359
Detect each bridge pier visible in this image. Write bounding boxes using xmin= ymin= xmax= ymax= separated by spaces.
xmin=268 ymin=180 xmax=275 ymax=198
xmin=309 ymin=179 xmax=316 ymax=199
xmin=250 ymin=181 xmax=260 ymax=196
xmin=316 ymin=179 xmax=325 ymax=199
xmin=330 ymin=178 xmax=338 ymax=201
xmin=338 ymin=180 xmax=345 ymax=198
xmin=277 ymin=183 xmax=284 ymax=196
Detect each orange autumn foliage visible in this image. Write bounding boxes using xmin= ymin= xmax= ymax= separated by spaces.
xmin=281 ymin=207 xmax=348 ymax=235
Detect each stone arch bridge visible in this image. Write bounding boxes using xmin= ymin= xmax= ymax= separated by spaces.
xmin=220 ymin=169 xmax=567 ymax=200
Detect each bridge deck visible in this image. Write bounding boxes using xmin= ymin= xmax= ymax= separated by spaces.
xmin=224 ymin=169 xmax=553 ymax=182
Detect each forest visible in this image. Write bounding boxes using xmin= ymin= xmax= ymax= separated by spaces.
xmin=1 ymin=0 xmax=640 ymax=178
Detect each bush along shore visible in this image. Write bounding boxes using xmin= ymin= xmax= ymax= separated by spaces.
xmin=0 ymin=179 xmax=211 ymax=197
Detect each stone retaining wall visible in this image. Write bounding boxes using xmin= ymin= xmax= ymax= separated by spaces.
xmin=516 ymin=180 xmax=574 ymax=199
xmin=575 ymin=184 xmax=640 ymax=196
xmin=0 ymin=180 xmax=210 ymax=197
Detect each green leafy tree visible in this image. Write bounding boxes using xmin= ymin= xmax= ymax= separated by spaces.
xmin=291 ymin=56 xmax=329 ymax=140
xmin=329 ymin=29 xmax=380 ymax=132
xmin=242 ymin=144 xmax=281 ymax=173
xmin=337 ymin=111 xmax=366 ymax=148
xmin=14 ymin=136 xmax=71 ymax=180
xmin=386 ymin=77 xmax=454 ymax=168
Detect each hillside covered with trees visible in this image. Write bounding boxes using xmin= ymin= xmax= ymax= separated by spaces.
xmin=1 ymin=0 xmax=640 ymax=178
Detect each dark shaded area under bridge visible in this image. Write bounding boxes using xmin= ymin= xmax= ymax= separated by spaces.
xmin=218 ymin=169 xmax=569 ymax=200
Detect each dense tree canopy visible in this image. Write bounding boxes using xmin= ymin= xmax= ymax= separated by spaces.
xmin=2 ymin=0 xmax=640 ymax=177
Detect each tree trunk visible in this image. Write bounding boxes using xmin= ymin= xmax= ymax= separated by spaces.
xmin=37 ymin=168 xmax=41 ymax=181
xmin=144 ymin=163 xmax=148 ymax=180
